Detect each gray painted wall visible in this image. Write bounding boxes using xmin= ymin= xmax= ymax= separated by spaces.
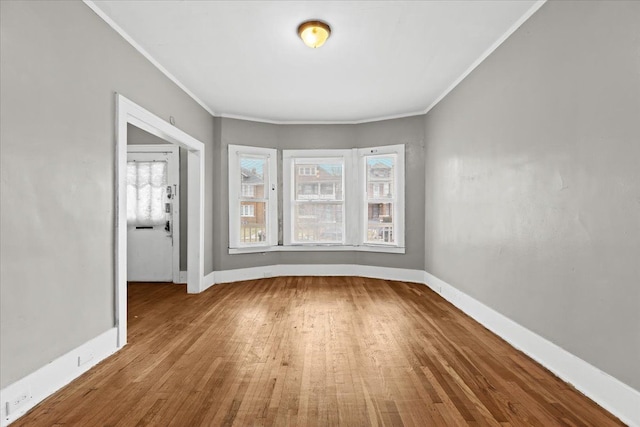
xmin=0 ymin=1 xmax=214 ymax=387
xmin=127 ymin=125 xmax=188 ymax=271
xmin=424 ymin=0 xmax=640 ymax=390
xmin=214 ymin=116 xmax=425 ymax=271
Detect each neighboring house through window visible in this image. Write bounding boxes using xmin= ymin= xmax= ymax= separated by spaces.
xmin=241 ymin=184 xmax=255 ymax=197
xmin=285 ymin=154 xmax=346 ymax=244
xmin=364 ymin=151 xmax=399 ymax=245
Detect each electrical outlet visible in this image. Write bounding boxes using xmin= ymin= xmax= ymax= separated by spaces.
xmin=78 ymin=351 xmax=94 ymax=367
xmin=5 ymin=388 xmax=31 ymax=416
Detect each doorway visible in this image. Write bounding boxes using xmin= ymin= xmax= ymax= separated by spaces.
xmin=116 ymin=94 xmax=205 ymax=349
xmin=127 ymin=145 xmax=180 ymax=283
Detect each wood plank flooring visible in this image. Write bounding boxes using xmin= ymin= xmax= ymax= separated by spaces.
xmin=15 ymin=277 xmax=623 ymax=426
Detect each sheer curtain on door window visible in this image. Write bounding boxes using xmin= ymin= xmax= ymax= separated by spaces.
xmin=127 ymin=161 xmax=167 ymax=226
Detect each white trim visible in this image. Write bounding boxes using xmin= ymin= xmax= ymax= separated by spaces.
xmin=202 ymin=271 xmax=216 ymax=292
xmin=212 ymin=264 xmax=424 ymax=285
xmin=116 ymin=94 xmax=206 ymax=348
xmin=1 ymin=328 xmax=118 ymax=427
xmin=186 ymin=149 xmax=206 ymax=294
xmin=177 ymin=270 xmax=188 ymax=284
xmin=347 ymin=148 xmax=360 ymax=246
xmin=125 ymin=145 xmax=179 ymax=154
xmin=228 ymin=245 xmax=405 ymax=255
xmin=422 ymin=271 xmax=640 ymax=427
xmin=126 ymin=144 xmax=181 ymax=283
xmin=216 ymin=111 xmax=427 ymax=126
xmin=83 ymin=1 xmax=215 ymax=117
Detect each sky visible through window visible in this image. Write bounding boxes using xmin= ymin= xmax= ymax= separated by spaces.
xmin=241 ymin=158 xmax=264 ymax=177
xmin=368 ymin=157 xmax=393 ymax=168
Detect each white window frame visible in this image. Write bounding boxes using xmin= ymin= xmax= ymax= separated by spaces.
xmin=228 ymin=144 xmax=277 ymax=249
xmin=281 ymin=144 xmax=404 ymax=252
xmin=283 ymin=150 xmax=350 ymax=246
xmin=360 ymin=144 xmax=405 ymax=248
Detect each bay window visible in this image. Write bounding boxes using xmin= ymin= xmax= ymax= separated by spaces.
xmin=229 ymin=144 xmax=403 ymax=253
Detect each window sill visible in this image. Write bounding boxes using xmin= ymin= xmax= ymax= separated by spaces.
xmin=228 ymin=245 xmax=405 ymax=255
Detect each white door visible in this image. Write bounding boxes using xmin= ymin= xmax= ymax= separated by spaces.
xmin=127 ymin=147 xmax=179 ymax=282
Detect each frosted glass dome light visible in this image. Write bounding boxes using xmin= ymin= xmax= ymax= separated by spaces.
xmin=298 ymin=20 xmax=331 ymax=48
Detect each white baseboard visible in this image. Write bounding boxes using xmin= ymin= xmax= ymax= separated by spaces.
xmin=177 ymin=270 xmax=188 ymax=284
xmin=202 ymin=270 xmax=216 ymax=292
xmin=212 ymin=264 xmax=425 ymax=285
xmin=422 ymin=271 xmax=640 ymax=427
xmin=0 ymin=328 xmax=119 ymax=427
xmin=277 ymin=264 xmax=426 ymax=283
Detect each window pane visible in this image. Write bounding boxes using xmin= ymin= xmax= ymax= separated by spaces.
xmin=291 ymin=158 xmax=344 ymax=244
xmin=240 ymin=157 xmax=266 ymax=200
xmin=230 ymin=145 xmax=277 ymax=249
xmin=296 ymin=183 xmax=319 ymax=199
xmin=367 ymin=156 xmax=394 ymax=199
xmin=294 ymin=160 xmax=343 ymax=201
xmin=241 ymin=184 xmax=255 ymax=197
xmin=366 ymin=203 xmax=394 ymax=244
xmin=294 ymin=202 xmax=343 ymax=243
xmin=320 ymin=183 xmax=334 ymax=196
xmin=127 ymin=161 xmax=167 ymax=226
xmin=365 ymin=154 xmax=397 ymax=245
xmin=240 ymin=201 xmax=266 ymax=244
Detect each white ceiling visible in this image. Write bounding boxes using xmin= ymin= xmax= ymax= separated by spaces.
xmin=87 ymin=1 xmax=543 ymax=124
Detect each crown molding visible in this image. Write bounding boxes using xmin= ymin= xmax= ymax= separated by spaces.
xmin=84 ymin=0 xmax=546 ymax=125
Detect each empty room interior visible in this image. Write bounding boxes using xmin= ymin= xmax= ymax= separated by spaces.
xmin=1 ymin=0 xmax=639 ymax=426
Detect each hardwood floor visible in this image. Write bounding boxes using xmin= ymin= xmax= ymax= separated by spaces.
xmin=15 ymin=277 xmax=622 ymax=426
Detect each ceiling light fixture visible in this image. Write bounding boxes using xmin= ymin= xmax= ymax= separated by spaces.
xmin=297 ymin=20 xmax=331 ymax=49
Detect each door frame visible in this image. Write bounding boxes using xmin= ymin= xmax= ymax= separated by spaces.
xmin=127 ymin=144 xmax=180 ymax=283
xmin=116 ymin=94 xmax=205 ymax=348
